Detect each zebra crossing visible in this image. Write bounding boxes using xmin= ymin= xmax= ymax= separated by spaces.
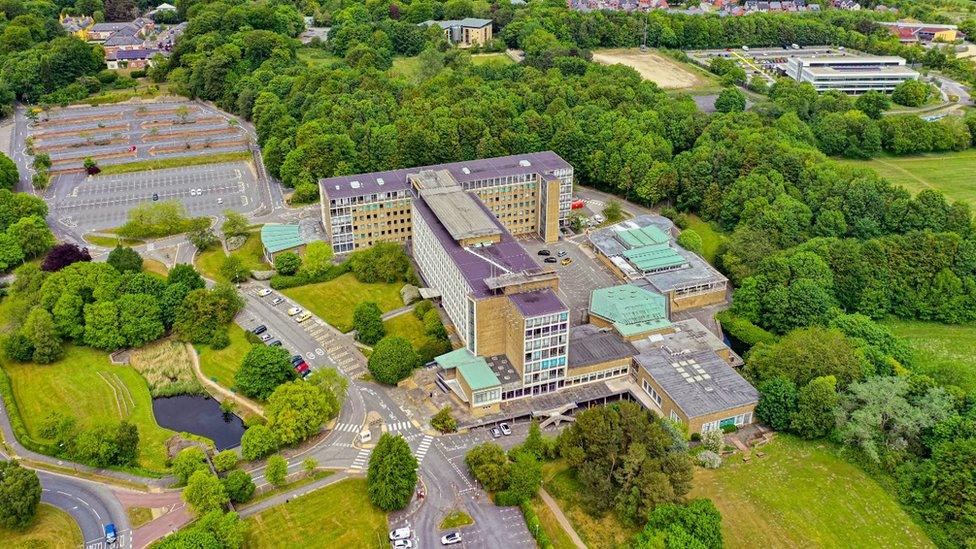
xmin=349 ymin=448 xmax=371 ymax=472
xmin=385 ymin=420 xmax=413 ymax=433
xmin=333 ymin=422 xmax=361 ymax=433
xmin=414 ymin=435 xmax=433 ymax=464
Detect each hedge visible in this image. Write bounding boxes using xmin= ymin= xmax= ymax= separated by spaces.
xmin=715 ymin=310 xmax=779 ymax=350
xmin=520 ymin=500 xmax=553 ymax=549
xmin=269 ymin=261 xmax=350 ymax=290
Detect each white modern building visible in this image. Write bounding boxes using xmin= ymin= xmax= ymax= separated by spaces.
xmin=785 ymin=55 xmax=919 ymax=93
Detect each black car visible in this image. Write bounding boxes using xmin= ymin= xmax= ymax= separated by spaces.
xmin=544 ymin=257 xmax=558 ymax=263
xmin=252 ymin=325 xmax=267 ymax=335
xmin=267 ymin=339 xmax=282 ymax=347
xmin=537 ymin=249 xmax=551 ymax=256
xmin=290 ymin=355 xmax=304 ymax=366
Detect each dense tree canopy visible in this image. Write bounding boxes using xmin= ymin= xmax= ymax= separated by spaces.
xmin=366 ymin=434 xmax=418 ymax=511
xmin=234 ymin=345 xmax=295 ymax=400
xmin=0 ymin=460 xmax=41 ymax=529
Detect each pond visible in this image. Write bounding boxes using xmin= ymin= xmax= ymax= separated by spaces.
xmin=152 ymin=395 xmax=245 ymax=451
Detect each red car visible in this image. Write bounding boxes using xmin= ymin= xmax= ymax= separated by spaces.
xmin=295 ymin=362 xmax=310 ymax=377
xmin=571 ymin=199 xmax=586 ymax=210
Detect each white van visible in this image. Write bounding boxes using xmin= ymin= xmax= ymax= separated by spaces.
xmin=359 ymin=429 xmax=372 ymax=443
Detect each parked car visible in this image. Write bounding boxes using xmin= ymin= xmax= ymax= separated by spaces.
xmin=290 ymin=355 xmax=304 ymax=366
xmin=389 ymin=527 xmax=412 ymax=541
xmin=499 ymin=422 xmax=512 ymax=436
xmin=393 ymin=540 xmax=413 ymax=548
xmin=544 ymin=257 xmax=557 ymax=264
xmin=295 ymin=312 xmax=312 ymax=323
xmin=287 ymin=307 xmax=302 ymax=316
xmin=441 ymin=532 xmax=462 ymax=545
xmin=557 ymin=250 xmax=567 ymax=257
xmin=271 ymin=297 xmax=284 ymax=305
xmin=560 ymin=257 xmax=572 ymax=266
xmin=104 ymin=524 xmax=117 ymax=545
xmin=260 ymin=333 xmax=273 ymax=342
xmin=296 ymin=363 xmax=310 ymax=376
xmin=267 ymin=339 xmax=282 ymax=347
xmin=490 ymin=427 xmax=502 ymax=438
xmin=258 ymin=288 xmax=272 ymax=297
xmin=252 ymin=325 xmax=267 ymax=335
xmin=537 ymin=249 xmax=551 ymax=256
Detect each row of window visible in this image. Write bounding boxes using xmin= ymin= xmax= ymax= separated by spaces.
xmin=525 ymin=323 xmax=568 ymax=338
xmin=642 ymin=378 xmax=663 ymax=407
xmin=330 ymin=190 xmax=408 ymax=206
xmin=472 ymin=387 xmax=501 ymax=406
xmin=527 ymin=312 xmax=569 ymax=327
xmin=700 ymin=412 xmax=753 ymax=433
xmin=524 ymin=355 xmax=567 ymax=373
xmin=674 ymin=281 xmax=725 ymax=297
xmin=565 ymin=365 xmax=629 ymax=387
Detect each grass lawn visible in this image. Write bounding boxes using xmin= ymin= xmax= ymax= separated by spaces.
xmin=197 ymin=323 xmax=252 ymax=389
xmin=195 ymin=230 xmax=270 ymax=283
xmin=244 ymin=478 xmax=387 ymax=548
xmin=684 ymin=214 xmax=726 ymax=265
xmin=97 ymin=151 xmax=252 ymax=175
xmin=143 ymin=258 xmax=168 ymax=276
xmin=391 ymin=56 xmax=422 ymax=79
xmin=3 ymin=345 xmax=177 ymax=472
xmin=383 ymin=313 xmax=430 ymax=349
xmin=471 ymin=53 xmax=514 ymax=66
xmin=837 ymin=149 xmax=976 ymax=209
xmin=542 ymin=460 xmax=638 ymax=549
xmin=689 ymin=435 xmax=933 ymax=549
xmin=298 ymin=48 xmax=340 ymax=67
xmin=884 ymin=318 xmax=976 ymax=393
xmin=529 ymin=497 xmax=578 ymax=549
xmin=439 ymin=510 xmax=473 ymax=530
xmin=0 ymin=503 xmax=83 ymax=548
xmin=282 ymin=273 xmax=403 ymax=332
xmin=127 ymin=506 xmax=154 ymax=528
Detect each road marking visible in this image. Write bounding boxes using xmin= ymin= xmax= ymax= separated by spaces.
xmin=414 ymin=435 xmax=433 ymax=463
xmin=334 ymin=422 xmax=360 ymax=433
xmin=349 ymin=448 xmax=370 ymax=471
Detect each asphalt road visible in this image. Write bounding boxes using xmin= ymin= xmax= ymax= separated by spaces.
xmin=40 ymin=472 xmax=131 ymax=549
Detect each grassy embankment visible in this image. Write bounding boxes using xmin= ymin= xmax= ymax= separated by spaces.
xmin=282 ymin=273 xmax=403 ymax=332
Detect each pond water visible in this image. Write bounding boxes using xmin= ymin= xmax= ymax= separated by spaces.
xmin=152 ymin=395 xmax=245 ymax=451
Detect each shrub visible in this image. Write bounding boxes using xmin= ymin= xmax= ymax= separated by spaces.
xmin=430 ymin=406 xmax=457 ymax=433
xmin=697 ymin=450 xmax=722 ymax=469
xmin=213 ymin=450 xmax=238 ymax=473
xmin=367 ymin=337 xmax=418 ymax=384
xmin=520 ymin=500 xmax=553 ymax=548
xmin=413 ymin=300 xmax=434 ymax=319
xmin=222 ymin=469 xmax=255 ymax=503
xmin=700 ymin=429 xmax=724 ymax=453
xmin=353 ymin=302 xmax=385 ymax=345
xmin=241 ymin=424 xmax=279 ymax=461
xmin=209 ymin=329 xmax=230 ymax=350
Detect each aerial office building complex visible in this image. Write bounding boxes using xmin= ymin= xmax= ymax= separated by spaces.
xmin=784 ymin=55 xmax=918 ymax=93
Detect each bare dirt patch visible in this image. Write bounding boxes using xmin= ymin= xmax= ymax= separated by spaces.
xmin=591 ymin=49 xmax=710 ymax=90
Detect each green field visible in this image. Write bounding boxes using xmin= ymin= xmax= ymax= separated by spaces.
xmin=383 ymin=313 xmax=430 ymax=349
xmin=197 ymin=323 xmax=252 ymax=389
xmin=243 ymin=478 xmax=387 ymax=548
xmin=885 ymin=318 xmax=976 ymax=393
xmin=542 ymin=461 xmax=638 ymax=549
xmin=684 ymin=214 xmax=726 ymax=265
xmin=0 ymin=503 xmax=83 ymax=548
xmin=838 ymin=149 xmax=976 ymax=208
xmin=3 ymin=345 xmax=177 ymax=472
xmin=391 ymin=56 xmax=422 ymax=79
xmin=297 ymin=48 xmax=339 ymax=67
xmin=97 ymin=151 xmax=252 ymax=175
xmin=689 ymin=435 xmax=933 ymax=549
xmin=195 ymin=230 xmax=270 ymax=283
xmin=471 ymin=53 xmax=515 ymax=66
xmin=282 ymin=273 xmax=403 ymax=332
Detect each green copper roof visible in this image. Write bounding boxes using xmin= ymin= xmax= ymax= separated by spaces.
xmin=589 ymin=284 xmax=671 ymax=337
xmin=261 ymin=224 xmax=304 ymax=253
xmin=621 ymin=244 xmax=687 ymax=272
xmin=435 ymin=348 xmax=501 ymax=391
xmin=617 ymin=225 xmax=670 ymax=248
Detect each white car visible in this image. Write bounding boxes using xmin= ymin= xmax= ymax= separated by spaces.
xmin=393 ymin=540 xmax=413 ymax=548
xmin=257 ymin=288 xmax=272 ymax=297
xmin=287 ymin=307 xmax=302 ymax=316
xmin=389 ymin=527 xmax=412 ymax=541
xmin=441 ymin=532 xmax=461 ymax=545
xmin=271 ymin=297 xmax=284 ymax=305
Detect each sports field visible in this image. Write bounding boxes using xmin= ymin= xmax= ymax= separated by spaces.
xmin=839 ymin=149 xmax=976 ymax=208
xmin=3 ymin=345 xmax=178 ymax=472
xmin=885 ymin=318 xmax=976 ymax=393
xmin=690 ymin=435 xmax=933 ymax=548
xmin=591 ymin=49 xmax=718 ymax=91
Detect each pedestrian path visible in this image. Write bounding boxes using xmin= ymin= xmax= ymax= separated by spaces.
xmin=414 ymin=435 xmax=433 ymax=464
xmin=333 ymin=422 xmax=361 ymax=433
xmin=385 ymin=420 xmax=412 ymax=432
xmin=349 ymin=448 xmax=370 ymax=472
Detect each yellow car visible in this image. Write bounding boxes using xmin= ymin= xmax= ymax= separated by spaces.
xmin=560 ymin=257 xmax=572 ymax=266
xmin=295 ymin=312 xmax=312 ymax=323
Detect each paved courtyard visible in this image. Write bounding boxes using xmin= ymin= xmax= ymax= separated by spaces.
xmin=53 ymin=161 xmax=260 ymax=232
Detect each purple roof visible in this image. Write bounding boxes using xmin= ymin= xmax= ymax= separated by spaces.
xmin=413 ymin=192 xmax=547 ymax=299
xmin=109 ymin=49 xmax=153 ymax=60
xmin=509 ymin=289 xmax=567 ymax=317
xmin=320 ymin=152 xmax=571 ymax=201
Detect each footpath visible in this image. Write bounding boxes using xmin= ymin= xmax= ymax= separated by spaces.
xmin=539 ymin=487 xmax=587 ymax=549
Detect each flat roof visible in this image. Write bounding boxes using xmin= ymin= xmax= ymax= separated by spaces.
xmin=635 ymin=348 xmax=758 ymax=418
xmin=568 ymin=325 xmax=638 ymax=369
xmin=589 ymin=284 xmax=670 ymax=337
xmin=420 ymin=188 xmax=501 ymax=242
xmin=792 ymin=55 xmax=907 ymax=64
xmin=435 ymin=348 xmax=501 ymax=391
xmin=509 ymin=289 xmax=567 ymax=318
xmin=621 ymin=244 xmax=688 ymax=272
xmin=632 ymin=318 xmax=735 ymax=359
xmin=804 ymin=66 xmax=918 ymax=78
xmin=320 ymin=152 xmax=571 ymax=201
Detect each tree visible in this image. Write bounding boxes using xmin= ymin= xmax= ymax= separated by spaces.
xmin=265 ymin=454 xmax=288 ymax=487
xmin=745 ymin=327 xmax=867 ymax=389
xmin=755 ymin=377 xmax=798 ymax=431
xmin=790 ymin=376 xmax=839 ymax=439
xmin=213 ymin=450 xmax=238 ymax=473
xmin=503 ymin=451 xmax=542 ymax=503
xmin=602 ymin=200 xmax=624 ymax=223
xmin=367 ymin=337 xmax=417 ymax=385
xmin=299 ymin=241 xmax=334 ymax=279
xmin=183 ymin=470 xmax=229 ymax=516
xmin=303 ymin=458 xmax=318 ymax=476
xmin=107 ymin=246 xmax=143 ymax=273
xmin=221 ymin=211 xmax=248 ymax=238
xmin=235 ymin=345 xmax=295 ymax=400
xmin=523 ymin=420 xmax=545 ymax=459
xmin=189 ymin=228 xmax=219 ymax=251
xmin=154 ymin=511 xmax=245 ymax=548
xmin=21 ymin=306 xmax=62 ymax=363
xmin=172 ymin=446 xmax=208 ymax=485
xmin=715 ymin=87 xmax=746 ymax=113
xmin=353 ymin=302 xmax=385 ymax=345
xmin=117 ymin=293 xmax=164 ymax=347
xmin=274 ymin=251 xmax=301 ymax=275
xmin=348 ymin=243 xmax=407 ymax=284
xmin=168 ymin=264 xmax=205 ymax=290
xmin=891 ymin=79 xmax=932 ymax=107
xmin=0 ymin=460 xmax=41 ymax=529
xmin=174 ymin=286 xmax=243 ymax=344
xmin=633 ymin=499 xmax=723 ymax=549
xmin=307 ymin=368 xmax=348 ymax=411
xmin=83 ymin=301 xmax=126 ymax=351
xmin=366 ymin=434 xmax=418 ymax=511
xmin=241 ymin=424 xmax=279 ymax=461
xmin=430 ymin=406 xmax=457 ymax=433
xmin=855 ymin=90 xmax=891 ymax=119
xmin=114 ymin=421 xmax=139 ymax=465
xmin=0 ymin=153 xmax=17 ymax=191
xmin=266 ymin=381 xmax=333 ymax=446
xmin=41 ymin=243 xmax=91 ymax=272
xmin=220 ymin=255 xmax=250 ymax=283
xmin=222 ymin=469 xmax=255 ymax=503
xmin=8 ymin=216 xmax=53 ymax=259
xmin=676 ymin=229 xmax=703 ymax=255
xmin=465 ymin=443 xmax=509 ymax=492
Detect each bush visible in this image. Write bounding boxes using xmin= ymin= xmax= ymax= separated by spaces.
xmin=222 ymin=469 xmax=255 ymax=503
xmin=677 ymin=229 xmax=703 ymax=254
xmin=130 ymin=69 xmax=147 ymax=78
xmin=353 ymin=302 xmax=385 ymax=345
xmin=413 ymin=300 xmax=434 ymax=319
xmin=209 ymin=329 xmax=230 ymax=350
xmin=700 ymin=429 xmax=724 ymax=453
xmin=269 ymin=261 xmax=349 ymax=290
xmin=241 ymin=424 xmax=279 ymax=461
xmin=430 ymin=406 xmax=457 ymax=433
xmin=720 ymin=423 xmax=738 ymax=434
xmin=715 ymin=310 xmax=779 ymax=350
xmin=697 ymin=450 xmax=722 ymax=469
xmin=520 ymin=500 xmax=553 ymax=548
xmin=213 ymin=450 xmax=238 ymax=473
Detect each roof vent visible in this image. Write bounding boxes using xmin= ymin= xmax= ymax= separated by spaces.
xmin=461 ymin=167 xmax=471 ymax=174
xmin=519 ymin=159 xmax=531 ymax=167
xmin=334 ymin=185 xmax=340 ymax=190
xmin=376 ymin=178 xmax=384 ymax=185
xmin=350 ymin=180 xmax=361 ymax=189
